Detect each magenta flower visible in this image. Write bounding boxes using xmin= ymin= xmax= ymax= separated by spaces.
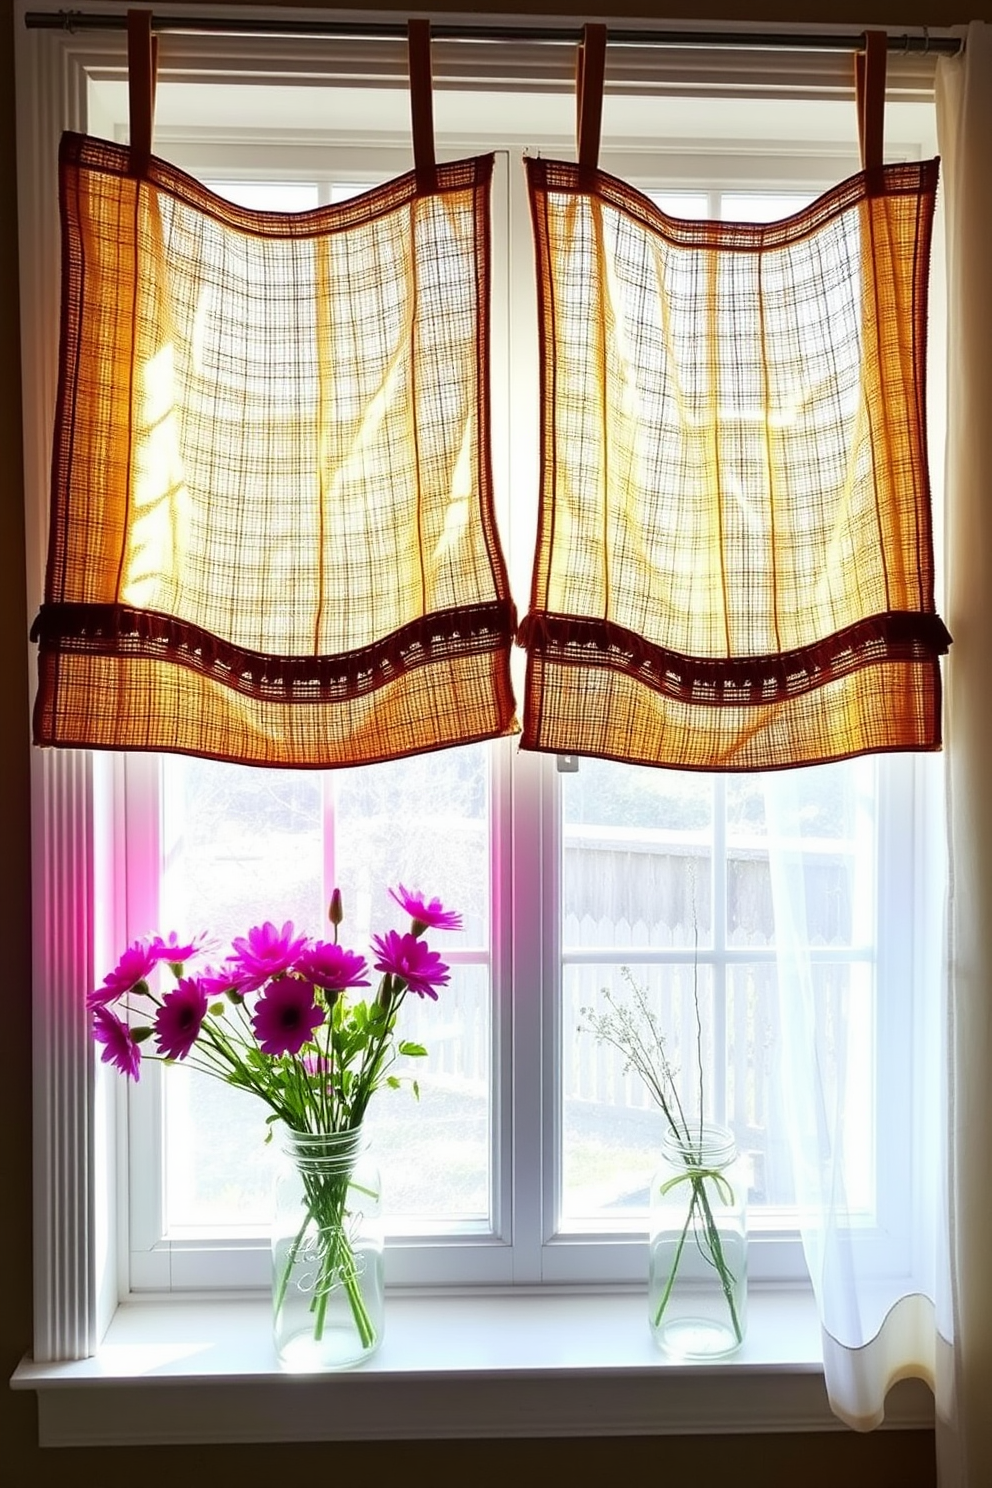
xmin=371 ymin=930 xmax=451 ymax=1000
xmin=149 ymin=931 xmax=206 ymax=966
xmin=251 ymin=976 xmax=325 ymax=1056
xmin=227 ymin=920 xmax=308 ymax=991
xmin=87 ymin=940 xmax=158 ymax=1009
xmin=154 ymin=977 xmax=209 ymax=1061
xmin=93 ymin=1006 xmax=142 ymax=1080
xmin=389 ymin=886 xmax=463 ymax=934
xmin=295 ymin=941 xmax=370 ymax=993
xmin=198 ymin=964 xmax=249 ymax=1000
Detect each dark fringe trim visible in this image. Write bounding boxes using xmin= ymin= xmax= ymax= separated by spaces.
xmin=60 ymin=132 xmax=495 ymax=239
xmin=526 ymin=155 xmax=939 ymax=254
xmin=32 ymin=599 xmax=517 ymax=705
xmin=517 ymin=609 xmax=952 ymax=708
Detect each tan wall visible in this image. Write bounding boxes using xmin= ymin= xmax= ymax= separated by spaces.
xmin=4 ymin=3 xmax=988 ymax=1483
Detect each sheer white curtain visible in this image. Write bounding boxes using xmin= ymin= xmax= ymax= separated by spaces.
xmin=766 ymin=759 xmax=943 ymax=1429
xmin=765 ymin=23 xmax=992 ymax=1486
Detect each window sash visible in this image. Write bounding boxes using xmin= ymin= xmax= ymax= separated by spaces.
xmin=103 ymin=121 xmax=935 ymax=1295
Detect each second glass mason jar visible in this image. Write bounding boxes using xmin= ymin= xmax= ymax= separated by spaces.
xmin=272 ymin=1126 xmax=384 ymax=1371
xmin=649 ymin=1121 xmax=748 ymax=1359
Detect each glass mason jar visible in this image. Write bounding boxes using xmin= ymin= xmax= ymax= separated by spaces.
xmin=649 ymin=1122 xmax=747 ymax=1359
xmin=272 ymin=1126 xmax=384 ymax=1370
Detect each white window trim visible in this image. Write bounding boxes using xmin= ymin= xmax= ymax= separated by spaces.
xmin=14 ymin=1291 xmax=937 ymax=1447
xmin=15 ymin=2 xmax=947 ymax=1441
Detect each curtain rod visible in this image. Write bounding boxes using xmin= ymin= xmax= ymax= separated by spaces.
xmin=24 ymin=11 xmax=964 ymax=54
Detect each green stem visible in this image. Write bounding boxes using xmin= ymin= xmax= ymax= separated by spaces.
xmin=653 ymin=1169 xmax=743 ymax=1345
xmin=275 ymin=1156 xmax=377 ymax=1353
xmin=652 ymin=1193 xmax=696 ymax=1328
xmin=692 ymin=1175 xmax=744 ymax=1345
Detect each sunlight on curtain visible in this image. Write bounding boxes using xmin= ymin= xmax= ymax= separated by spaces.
xmin=521 ymin=152 xmax=949 ymax=771
xmin=31 ymin=138 xmax=517 ymax=767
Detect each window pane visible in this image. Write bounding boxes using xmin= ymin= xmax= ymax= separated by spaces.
xmin=330 ymin=747 xmax=490 ymax=950
xmin=561 ymin=962 xmax=715 ymax=1224
xmin=160 ymin=757 xmax=324 ymax=941
xmin=647 ymin=191 xmax=710 ymax=219
xmin=562 ymin=760 xmax=712 ymax=949
xmin=559 ymin=758 xmax=879 ymax=1232
xmin=726 ymin=962 xmax=781 ymax=1206
xmin=166 ymin=1074 xmax=281 ymax=1229
xmin=154 ymin=744 xmax=493 ymax=1236
xmin=330 ymin=182 xmax=375 ymax=204
xmin=364 ymin=965 xmax=491 ymax=1224
xmin=206 ymin=180 xmax=321 ymax=211
xmin=727 ymin=761 xmax=875 ymax=947
xmin=720 ymin=192 xmax=815 ymax=222
xmin=164 ymin=971 xmax=492 ymax=1230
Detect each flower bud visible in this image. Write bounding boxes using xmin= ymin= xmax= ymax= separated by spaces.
xmin=328 ymin=888 xmax=344 ymax=927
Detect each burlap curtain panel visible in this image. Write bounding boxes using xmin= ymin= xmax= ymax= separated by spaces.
xmin=519 ymin=27 xmax=951 ymax=772
xmin=31 ymin=15 xmax=517 ymax=768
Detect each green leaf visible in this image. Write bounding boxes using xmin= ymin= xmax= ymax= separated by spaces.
xmin=412 ymin=1080 xmax=420 ymax=1101
xmin=131 ymin=1025 xmax=154 ymax=1044
xmin=398 ymin=1041 xmax=427 ymax=1057
xmin=386 ymin=1076 xmax=401 ymax=1089
xmin=208 ymin=1001 xmax=226 ymax=1017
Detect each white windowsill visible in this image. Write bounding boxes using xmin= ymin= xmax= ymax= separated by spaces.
xmin=12 ymin=1287 xmax=935 ymax=1446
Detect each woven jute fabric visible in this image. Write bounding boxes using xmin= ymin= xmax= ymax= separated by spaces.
xmin=33 ymin=133 xmax=517 ymax=767
xmin=520 ymin=156 xmax=951 ymax=771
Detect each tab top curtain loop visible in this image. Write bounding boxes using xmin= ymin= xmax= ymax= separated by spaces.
xmin=856 ymin=29 xmax=887 ymax=171
xmin=407 ymin=18 xmax=436 ymax=185
xmin=126 ymin=8 xmax=156 ymax=173
xmin=576 ymin=23 xmax=607 ymax=172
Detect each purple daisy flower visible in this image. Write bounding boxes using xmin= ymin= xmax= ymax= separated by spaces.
xmin=251 ymin=976 xmax=325 ymax=1057
xmin=149 ymin=931 xmax=206 ymax=966
xmin=371 ymin=929 xmax=451 ymax=1001
xmin=154 ymin=977 xmax=209 ymax=1062
xmin=294 ymin=941 xmax=370 ymax=993
xmin=227 ymin=920 xmax=309 ymax=992
xmin=93 ymin=1006 xmax=142 ymax=1080
xmin=389 ymin=885 xmax=463 ymax=934
xmin=198 ymin=964 xmax=249 ymax=1000
xmin=87 ymin=940 xmax=158 ymax=1009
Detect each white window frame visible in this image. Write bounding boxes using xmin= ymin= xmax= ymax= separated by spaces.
xmin=15 ymin=3 xmax=944 ymax=1444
